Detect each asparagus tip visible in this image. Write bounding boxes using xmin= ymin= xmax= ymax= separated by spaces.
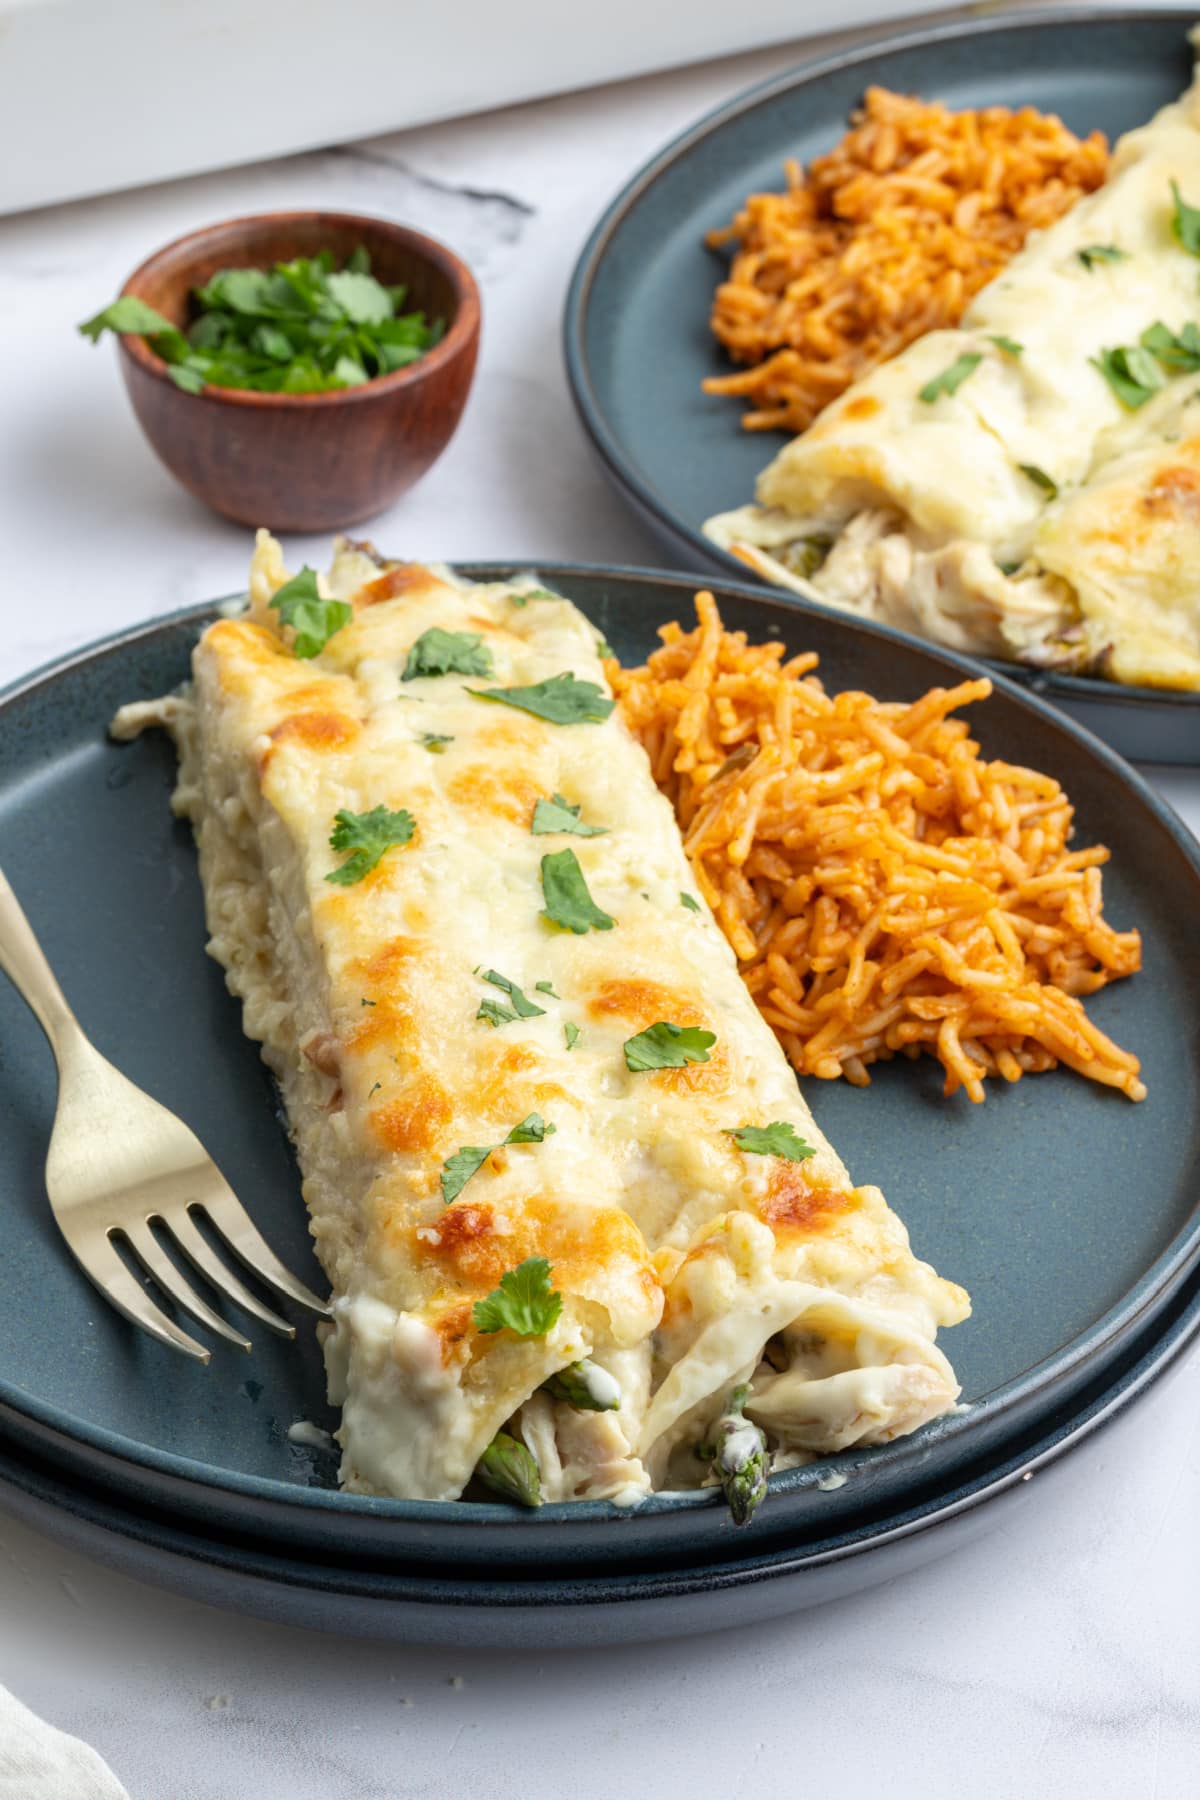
xmin=543 ymin=1357 xmax=621 ymax=1412
xmin=476 ymin=1431 xmax=542 ymax=1508
xmin=709 ymin=1386 xmax=770 ymax=1527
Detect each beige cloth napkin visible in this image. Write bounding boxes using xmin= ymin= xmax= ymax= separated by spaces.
xmin=0 ymin=1684 xmax=129 ymax=1798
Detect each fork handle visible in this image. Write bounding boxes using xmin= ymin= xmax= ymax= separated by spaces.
xmin=0 ymin=863 xmax=79 ymax=1053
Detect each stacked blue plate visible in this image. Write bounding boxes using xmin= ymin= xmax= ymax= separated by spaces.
xmin=1 ymin=566 xmax=1199 ymax=1643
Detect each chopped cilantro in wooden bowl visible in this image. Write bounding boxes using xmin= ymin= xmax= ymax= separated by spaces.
xmin=85 ymin=210 xmax=480 ymax=530
xmin=81 ymin=247 xmax=446 ymax=395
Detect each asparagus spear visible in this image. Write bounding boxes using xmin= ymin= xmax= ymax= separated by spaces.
xmin=476 ymin=1432 xmax=542 ymax=1508
xmin=543 ymin=1358 xmax=621 ymax=1412
xmin=706 ymin=1384 xmax=770 ymax=1526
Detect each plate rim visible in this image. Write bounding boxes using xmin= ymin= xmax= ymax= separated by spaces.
xmin=1 ymin=1267 xmax=1197 ymax=1623
xmin=2 ymin=561 xmax=1199 ymax=1535
xmin=561 ymin=2 xmax=1200 ymax=716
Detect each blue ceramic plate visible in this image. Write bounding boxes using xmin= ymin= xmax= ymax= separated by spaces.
xmin=1 ymin=566 xmax=1198 ymax=1578
xmin=563 ymin=7 xmax=1200 ymax=764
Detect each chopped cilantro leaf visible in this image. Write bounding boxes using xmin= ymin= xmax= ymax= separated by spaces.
xmin=680 ymin=892 xmax=701 ymax=913
xmin=595 ymin=637 xmax=615 ymax=659
xmin=564 ymin=1022 xmax=581 ymax=1050
xmin=439 ymin=1115 xmax=556 ymax=1204
xmin=535 ymin=980 xmax=559 ymax=997
xmin=505 ymin=1113 xmax=554 ymax=1145
xmin=540 ymin=849 xmax=615 ymax=934
xmin=1091 ymin=344 xmax=1166 ymax=409
xmin=167 ymin=364 xmax=206 ymax=394
xmin=325 ymin=805 xmax=415 ymax=885
xmin=531 ymin=793 xmax=608 ymax=836
xmin=473 ymin=1257 xmax=563 ymax=1337
xmin=623 ymin=1021 xmax=716 ymax=1072
xmin=987 ymin=334 xmax=1024 ymax=356
xmin=403 ymin=627 xmax=492 ymax=681
xmin=79 ymin=249 xmax=444 ymax=394
xmin=439 ymin=1143 xmax=493 ymax=1205
xmin=1018 ymin=464 xmax=1058 ymax=498
xmin=471 ymin=672 xmax=614 ymax=725
xmin=477 ymin=999 xmax=519 ymax=1027
xmin=481 ymin=969 xmax=545 ymax=1018
xmin=1171 ymin=181 xmax=1200 ymax=256
xmin=1077 ymin=244 xmax=1129 ymax=270
xmin=1141 ymin=320 xmax=1200 ymax=371
xmin=269 ymin=567 xmax=352 ymax=659
xmin=78 ymin=296 xmax=196 ymax=379
xmin=78 ymin=294 xmax=184 ymax=349
xmin=419 ymin=732 xmax=454 ymax=753
xmin=725 ymin=1122 xmax=815 ymax=1161
xmin=918 ymin=352 xmax=982 ymax=404
xmin=332 ymin=353 xmax=368 ymax=387
xmin=325 ymin=268 xmax=393 ymax=324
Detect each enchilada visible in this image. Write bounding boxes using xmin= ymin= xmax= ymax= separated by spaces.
xmin=705 ymin=47 xmax=1200 ymax=689
xmin=114 ymin=534 xmax=969 ymax=1511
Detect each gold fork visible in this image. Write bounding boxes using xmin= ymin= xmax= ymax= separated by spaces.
xmin=0 ymin=863 xmax=328 ymax=1362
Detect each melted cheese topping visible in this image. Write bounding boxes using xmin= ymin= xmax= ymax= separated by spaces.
xmin=114 ymin=533 xmax=968 ymax=1505
xmin=704 ymin=44 xmax=1200 ymax=689
xmin=1035 ymin=383 xmax=1200 ymax=685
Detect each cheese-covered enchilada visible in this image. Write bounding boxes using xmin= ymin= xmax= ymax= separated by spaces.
xmin=115 ymin=534 xmax=968 ymax=1513
xmin=705 ymin=46 xmax=1200 ymax=689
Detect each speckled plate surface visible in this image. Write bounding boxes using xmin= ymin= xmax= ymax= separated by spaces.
xmin=1 ymin=566 xmax=1198 ymax=1580
xmin=563 ymin=7 xmax=1200 ymax=764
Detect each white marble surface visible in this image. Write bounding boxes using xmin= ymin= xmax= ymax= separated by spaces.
xmin=1 ymin=14 xmax=1199 ymax=1798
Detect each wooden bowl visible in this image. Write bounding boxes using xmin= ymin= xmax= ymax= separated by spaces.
xmin=117 ymin=211 xmax=481 ymax=531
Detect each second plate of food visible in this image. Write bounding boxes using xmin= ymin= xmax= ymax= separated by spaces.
xmin=0 ymin=558 xmax=1197 ymax=1582
xmin=565 ymin=6 xmax=1200 ymax=762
